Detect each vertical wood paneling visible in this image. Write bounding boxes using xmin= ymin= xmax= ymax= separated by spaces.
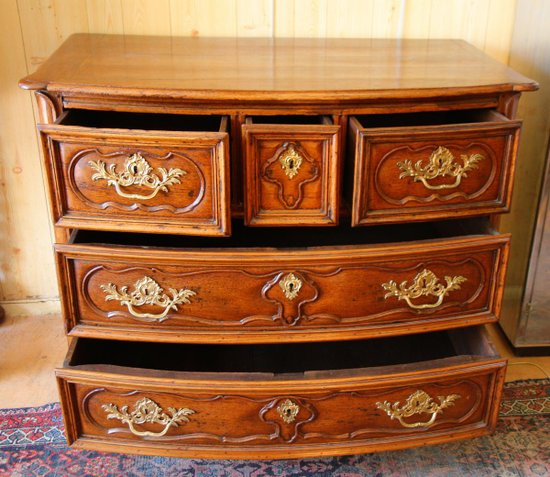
xmin=402 ymin=0 xmax=432 ymax=37
xmin=499 ymin=0 xmax=550 ymax=342
xmin=86 ymin=0 xmax=124 ymax=34
xmin=0 ymin=0 xmax=57 ymax=301
xmin=170 ymin=0 xmax=237 ymax=37
xmin=427 ymin=0 xmax=490 ymax=50
xmin=120 ymin=0 xmax=171 ymax=35
xmin=275 ymin=0 xmax=329 ymax=37
xmin=3 ymin=0 xmax=546 ymax=319
xmin=371 ymin=0 xmax=405 ymax=38
xmin=17 ymin=0 xmax=89 ymax=68
xmin=236 ymin=0 xmax=273 ymax=37
xmin=484 ymin=0 xmax=516 ymax=62
xmin=325 ymin=0 xmax=374 ymax=38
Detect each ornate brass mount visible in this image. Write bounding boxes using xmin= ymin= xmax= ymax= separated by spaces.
xmin=397 ymin=146 xmax=484 ymax=190
xmin=278 ymin=143 xmax=304 ymax=179
xmin=376 ymin=390 xmax=461 ymax=428
xmin=278 ymin=273 xmax=303 ymax=300
xmin=102 ymin=397 xmax=195 ymax=437
xmin=277 ymin=399 xmax=300 ymax=423
xmin=382 ymin=268 xmax=466 ymax=310
xmin=89 ymin=152 xmax=186 ymax=200
xmin=100 ymin=276 xmax=196 ymax=322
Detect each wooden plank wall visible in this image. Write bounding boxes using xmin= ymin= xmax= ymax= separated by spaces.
xmin=0 ymin=0 xmax=547 ymax=323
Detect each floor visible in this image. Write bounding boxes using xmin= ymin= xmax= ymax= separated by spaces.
xmin=0 ymin=314 xmax=548 ymax=409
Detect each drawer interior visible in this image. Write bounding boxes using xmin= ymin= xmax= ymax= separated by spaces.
xmin=72 ymin=216 xmax=494 ymax=250
xmin=246 ymin=115 xmax=333 ymax=125
xmin=67 ymin=327 xmax=496 ymax=376
xmin=59 ymin=109 xmax=227 ymax=132
xmin=353 ymin=108 xmax=506 ymax=129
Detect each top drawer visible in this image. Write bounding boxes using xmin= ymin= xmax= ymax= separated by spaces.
xmin=39 ymin=111 xmax=231 ymax=236
xmin=349 ymin=109 xmax=521 ymax=225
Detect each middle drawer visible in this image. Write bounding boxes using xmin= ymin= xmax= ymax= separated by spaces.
xmin=56 ymin=220 xmax=509 ymax=344
xmin=242 ymin=116 xmax=341 ymax=227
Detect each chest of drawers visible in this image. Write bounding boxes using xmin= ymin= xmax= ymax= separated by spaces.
xmin=21 ymin=34 xmax=537 ymax=458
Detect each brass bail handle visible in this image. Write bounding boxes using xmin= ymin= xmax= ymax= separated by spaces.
xmin=382 ymin=268 xmax=466 ymax=310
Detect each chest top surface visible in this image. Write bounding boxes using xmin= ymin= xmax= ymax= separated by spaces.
xmin=20 ymin=34 xmax=537 ymax=104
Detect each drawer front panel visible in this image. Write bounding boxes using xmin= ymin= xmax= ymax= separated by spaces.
xmin=243 ymin=123 xmax=340 ymax=226
xmin=40 ymin=127 xmax=230 ymax=236
xmin=58 ymin=359 xmax=505 ymax=458
xmin=58 ymin=235 xmax=509 ymax=342
xmin=351 ymin=118 xmax=521 ymax=225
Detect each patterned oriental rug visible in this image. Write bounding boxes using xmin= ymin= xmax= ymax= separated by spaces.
xmin=0 ymin=379 xmax=548 ymax=477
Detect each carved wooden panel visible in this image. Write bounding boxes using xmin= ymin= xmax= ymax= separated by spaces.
xmin=56 ymin=234 xmax=509 ymax=342
xmin=57 ymin=355 xmax=505 ymax=458
xmin=242 ymin=122 xmax=340 ymax=226
xmin=38 ymin=125 xmax=231 ymax=236
xmin=350 ymin=116 xmax=522 ymax=225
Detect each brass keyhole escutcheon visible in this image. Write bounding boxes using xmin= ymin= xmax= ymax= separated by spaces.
xmin=278 ymin=273 xmax=303 ymax=300
xmin=276 ymin=399 xmax=300 ymax=424
xmin=278 ymin=143 xmax=304 ymax=179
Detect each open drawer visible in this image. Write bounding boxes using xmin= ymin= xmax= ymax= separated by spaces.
xmin=55 ymin=218 xmax=509 ymax=343
xmin=349 ymin=109 xmax=521 ymax=225
xmin=242 ymin=115 xmax=340 ymax=226
xmin=38 ymin=110 xmax=231 ymax=236
xmin=57 ymin=326 xmax=506 ymax=458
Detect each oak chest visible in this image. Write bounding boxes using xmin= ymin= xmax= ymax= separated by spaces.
xmin=20 ymin=34 xmax=537 ymax=458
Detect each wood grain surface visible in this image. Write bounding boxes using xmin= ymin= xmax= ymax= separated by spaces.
xmin=20 ymin=35 xmax=536 ymax=101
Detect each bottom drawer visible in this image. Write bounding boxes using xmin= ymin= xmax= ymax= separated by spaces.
xmin=57 ymin=326 xmax=505 ymax=459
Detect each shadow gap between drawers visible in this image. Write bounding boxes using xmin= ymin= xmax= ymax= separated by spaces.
xmin=72 ymin=216 xmax=494 ymax=250
xmin=68 ymin=330 xmax=470 ymax=375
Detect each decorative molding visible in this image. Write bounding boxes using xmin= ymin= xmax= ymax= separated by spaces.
xmin=374 ymin=142 xmax=496 ymax=205
xmin=397 ymin=146 xmax=484 ymax=190
xmin=262 ymin=142 xmax=320 ymax=208
xmin=262 ymin=271 xmax=320 ymax=326
xmin=81 ymin=380 xmax=481 ymax=444
xmin=67 ymin=148 xmax=205 ymax=213
xmin=78 ymin=256 xmax=486 ymax=330
xmin=89 ymin=153 xmax=187 ymax=200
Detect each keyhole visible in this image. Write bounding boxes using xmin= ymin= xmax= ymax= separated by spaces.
xmin=288 ymin=159 xmax=295 ymax=169
xmin=285 ymin=409 xmax=292 ymax=417
xmin=287 ymin=283 xmax=294 ymax=292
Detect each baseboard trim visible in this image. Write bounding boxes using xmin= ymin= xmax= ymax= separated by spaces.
xmin=0 ymin=298 xmax=61 ymax=317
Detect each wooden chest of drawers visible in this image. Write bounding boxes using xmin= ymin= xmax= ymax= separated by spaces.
xmin=20 ymin=34 xmax=537 ymax=459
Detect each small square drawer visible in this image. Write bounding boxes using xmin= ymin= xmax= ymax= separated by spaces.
xmin=55 ymin=218 xmax=509 ymax=344
xmin=349 ymin=109 xmax=521 ymax=225
xmin=38 ymin=111 xmax=231 ymax=236
xmin=242 ymin=116 xmax=340 ymax=226
xmin=57 ymin=326 xmax=506 ymax=458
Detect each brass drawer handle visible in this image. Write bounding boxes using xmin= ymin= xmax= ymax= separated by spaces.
xmin=382 ymin=268 xmax=466 ymax=310
xmin=100 ymin=276 xmax=196 ymax=322
xmin=397 ymin=146 xmax=484 ymax=190
xmin=277 ymin=399 xmax=300 ymax=423
xmin=89 ymin=152 xmax=186 ymax=200
xmin=102 ymin=397 xmax=195 ymax=437
xmin=279 ymin=143 xmax=304 ymax=179
xmin=376 ymin=390 xmax=461 ymax=428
